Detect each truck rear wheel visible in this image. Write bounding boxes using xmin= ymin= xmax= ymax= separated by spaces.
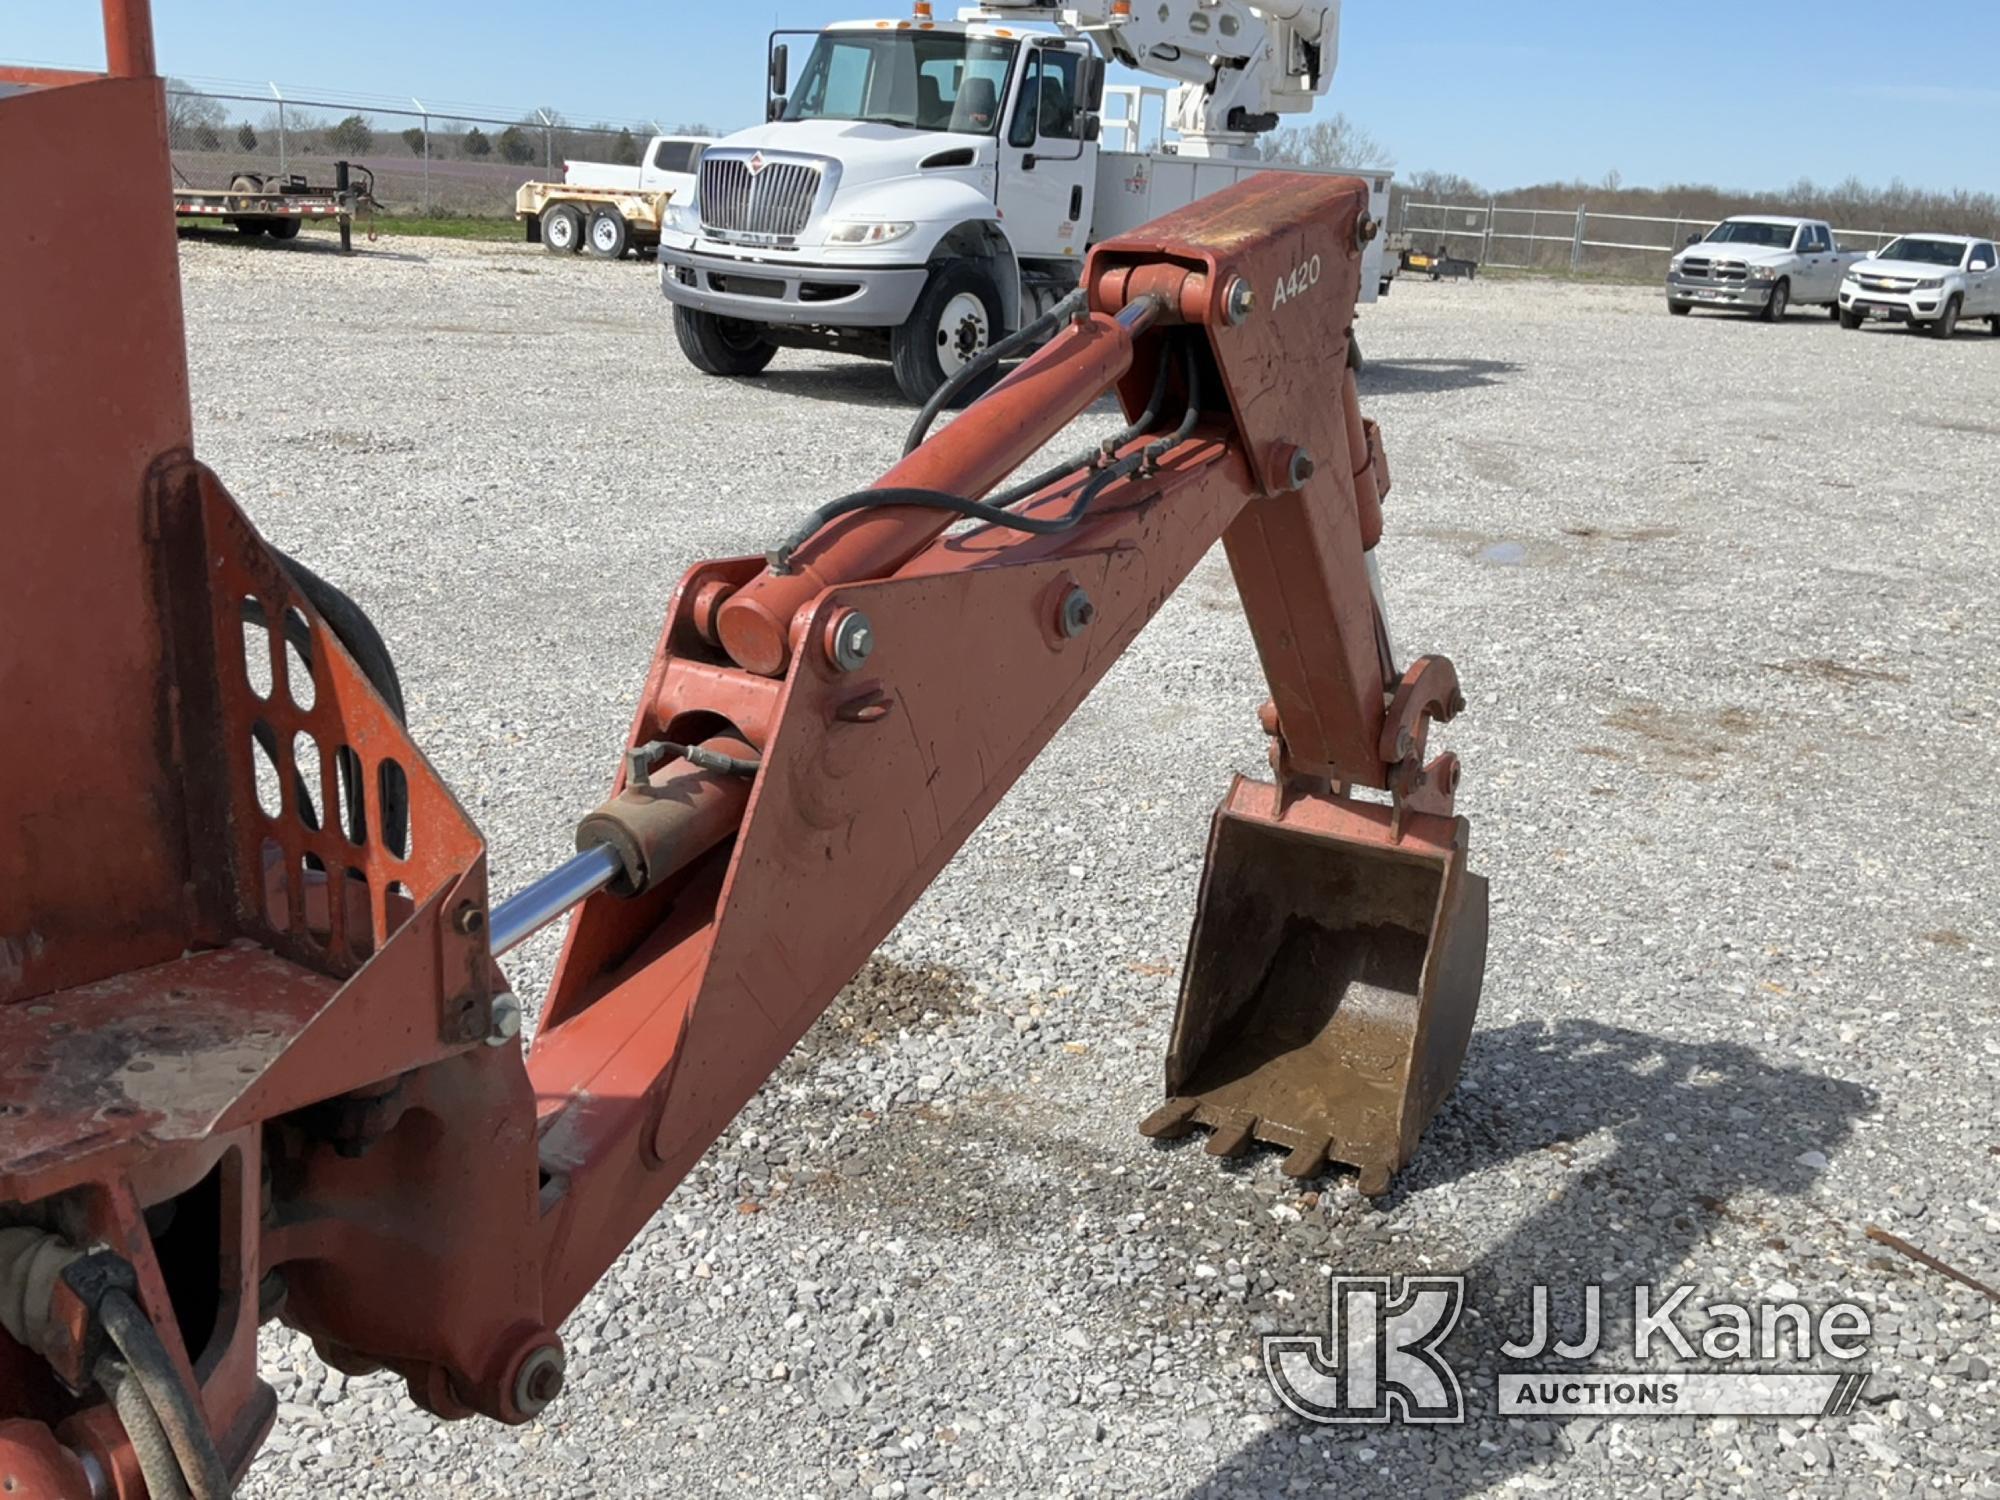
xmin=267 ymin=217 xmax=301 ymax=241
xmin=542 ymin=204 xmax=583 ymax=254
xmin=588 ymin=209 xmax=629 ymax=259
xmin=232 ymin=219 xmax=267 ymax=237
xmin=673 ymin=306 xmax=778 ymax=377
xmin=892 ymin=262 xmax=1003 ymax=406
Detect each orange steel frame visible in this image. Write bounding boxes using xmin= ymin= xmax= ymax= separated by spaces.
xmin=0 ymin=6 xmax=1475 ymax=1494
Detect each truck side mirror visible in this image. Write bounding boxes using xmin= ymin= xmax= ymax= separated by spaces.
xmin=769 ymin=42 xmax=789 ymax=99
xmin=1082 ymin=114 xmax=1101 ymax=143
xmin=1685 ymin=233 xmax=1700 ymax=246
xmin=767 ymin=96 xmax=787 ymax=122
xmin=1080 ymin=55 xmax=1106 ymax=112
xmin=1974 ymin=260 xmax=1993 ymax=272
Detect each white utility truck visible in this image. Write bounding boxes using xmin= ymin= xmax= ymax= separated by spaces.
xmin=658 ymin=2 xmax=1389 ymax=402
xmin=517 ymin=134 xmax=714 ymax=259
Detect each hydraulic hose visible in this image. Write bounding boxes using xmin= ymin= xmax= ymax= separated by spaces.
xmin=767 ymin=344 xmax=1203 ymax=573
xmin=903 ymin=287 xmax=1089 ymax=455
xmin=98 ymin=1289 xmax=232 ymax=1500
xmin=95 ymin=1355 xmax=192 ymax=1500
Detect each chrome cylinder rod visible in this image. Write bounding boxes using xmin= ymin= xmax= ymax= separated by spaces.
xmin=488 ymin=843 xmax=623 ymax=958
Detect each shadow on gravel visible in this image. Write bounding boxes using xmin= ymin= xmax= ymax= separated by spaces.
xmin=1179 ymin=1017 xmax=1878 ymax=1500
xmin=173 ymin=227 xmax=426 ymax=263
xmin=1360 ymin=358 xmax=1518 ymax=394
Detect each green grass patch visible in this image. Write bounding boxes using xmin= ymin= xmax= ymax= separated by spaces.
xmin=302 ymin=214 xmax=524 ymax=242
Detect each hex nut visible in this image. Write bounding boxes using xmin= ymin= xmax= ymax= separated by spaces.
xmin=1058 ymin=586 xmax=1095 ymax=639
xmin=513 ymin=1346 xmax=566 ymax=1418
xmin=487 ymin=990 xmax=523 ymax=1047
xmin=826 ymin=610 xmax=875 ymax=673
xmin=1224 ymin=276 xmax=1255 ymax=326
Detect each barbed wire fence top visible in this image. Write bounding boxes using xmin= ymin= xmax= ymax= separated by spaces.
xmin=163 ymin=79 xmax=719 ymax=216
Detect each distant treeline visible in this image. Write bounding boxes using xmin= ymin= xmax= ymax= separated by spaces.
xmin=1395 ymin=169 xmax=2000 ymax=243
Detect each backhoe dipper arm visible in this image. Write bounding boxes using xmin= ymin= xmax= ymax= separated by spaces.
xmin=520 ymin=170 xmax=1481 ymax=1325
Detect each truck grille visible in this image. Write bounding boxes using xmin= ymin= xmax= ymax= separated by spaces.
xmin=699 ymin=155 xmax=823 ymax=244
xmin=1859 ymin=274 xmax=1917 ymax=293
xmin=1678 ymin=258 xmax=1747 ymax=283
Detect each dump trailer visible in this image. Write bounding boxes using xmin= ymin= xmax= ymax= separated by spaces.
xmin=516 ymin=133 xmax=710 ymax=259
xmin=173 ymin=161 xmax=372 ymax=252
xmin=0 ymin=7 xmax=1488 ymax=1495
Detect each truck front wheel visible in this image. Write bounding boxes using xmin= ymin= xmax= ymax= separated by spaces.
xmin=1759 ymin=278 xmax=1789 ymax=322
xmin=892 ymin=262 xmax=1003 ymax=406
xmin=542 ymin=204 xmax=583 ymax=254
xmin=673 ymin=306 xmax=778 ymax=377
xmin=1930 ymin=295 xmax=1960 ymax=340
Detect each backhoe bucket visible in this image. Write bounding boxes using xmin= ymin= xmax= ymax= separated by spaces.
xmin=1142 ymin=778 xmax=1488 ymax=1194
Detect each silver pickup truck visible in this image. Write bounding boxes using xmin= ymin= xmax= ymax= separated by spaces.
xmin=1666 ymin=216 xmax=1865 ymax=321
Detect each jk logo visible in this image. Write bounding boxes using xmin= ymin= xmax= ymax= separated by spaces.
xmin=1263 ymin=1276 xmax=1466 ymax=1424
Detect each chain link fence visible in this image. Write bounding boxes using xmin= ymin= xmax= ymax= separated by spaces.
xmin=166 ymin=85 xmax=707 ymax=217
xmin=1395 ymin=198 xmax=1904 ymax=279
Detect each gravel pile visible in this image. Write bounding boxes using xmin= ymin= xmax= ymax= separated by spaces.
xmin=178 ymin=234 xmax=1999 ymax=1499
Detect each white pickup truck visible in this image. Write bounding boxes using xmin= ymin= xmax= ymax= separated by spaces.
xmin=516 ymin=134 xmax=712 ymax=259
xmin=1665 ymin=215 xmax=1864 ymax=322
xmin=657 ymin=4 xmax=1390 ymax=403
xmin=1837 ymin=233 xmax=2000 ymax=339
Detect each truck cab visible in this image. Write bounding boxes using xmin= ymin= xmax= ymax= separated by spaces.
xmin=659 ymin=19 xmax=1105 ymax=401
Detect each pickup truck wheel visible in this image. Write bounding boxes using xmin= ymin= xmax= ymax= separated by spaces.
xmin=673 ymin=305 xmax=778 ymax=377
xmin=1759 ymin=279 xmax=1789 ymax=322
xmin=1839 ymin=308 xmax=1864 ymax=330
xmin=542 ymin=204 xmax=584 ymax=254
xmin=1668 ymin=301 xmax=1691 ymax=316
xmin=892 ymin=262 xmax=1003 ymax=406
xmin=1930 ymin=295 xmax=1960 ymax=340
xmin=1989 ymin=316 xmax=2000 ymax=337
xmin=588 ymin=209 xmax=630 ymax=260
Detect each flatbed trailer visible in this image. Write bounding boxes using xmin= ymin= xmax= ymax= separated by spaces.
xmin=173 ymin=160 xmax=371 ymax=252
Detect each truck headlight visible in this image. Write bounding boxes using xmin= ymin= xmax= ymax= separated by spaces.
xmin=662 ymin=198 xmax=699 ymax=235
xmin=1916 ymin=277 xmax=1945 ymax=290
xmin=1746 ymin=264 xmax=1776 ymax=281
xmin=825 ymin=220 xmax=915 ymax=246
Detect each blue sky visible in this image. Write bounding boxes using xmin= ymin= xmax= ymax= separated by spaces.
xmin=8 ymin=1 xmax=1998 ymax=193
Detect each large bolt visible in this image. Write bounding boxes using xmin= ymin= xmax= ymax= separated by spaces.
xmin=825 ymin=609 xmax=875 ymax=673
xmin=513 ymin=1346 xmax=566 ymax=1418
xmin=452 ymin=902 xmax=486 ymax=938
xmin=1285 ymin=448 xmax=1316 ymax=490
xmin=1223 ymin=275 xmax=1255 ymax=326
xmin=1057 ymin=585 xmax=1095 ymax=639
xmin=486 ymin=990 xmax=522 ymax=1047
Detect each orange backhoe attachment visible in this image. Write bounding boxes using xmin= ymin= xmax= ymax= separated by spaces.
xmin=0 ymin=9 xmax=1485 ymax=1492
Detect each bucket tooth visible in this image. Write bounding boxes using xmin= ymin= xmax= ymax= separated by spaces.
xmin=1139 ymin=1096 xmax=1200 ymax=1140
xmin=1148 ymin=777 xmax=1488 ymax=1191
xmin=1204 ymin=1113 xmax=1258 ymax=1158
xmin=1280 ymin=1137 xmax=1331 ymax=1179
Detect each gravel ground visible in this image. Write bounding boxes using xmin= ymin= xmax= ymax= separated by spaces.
xmin=179 ymin=234 xmax=1999 ymax=1499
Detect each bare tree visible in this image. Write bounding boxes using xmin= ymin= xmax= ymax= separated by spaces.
xmin=1259 ymin=114 xmax=1391 ymax=170
xmin=164 ymin=78 xmax=227 ymax=149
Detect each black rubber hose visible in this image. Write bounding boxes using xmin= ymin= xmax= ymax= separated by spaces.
xmin=903 ymin=287 xmax=1089 ymax=455
xmin=769 ymin=343 xmax=1202 ymax=573
xmin=96 ymin=1355 xmax=193 ymax=1500
xmin=98 ymin=1289 xmax=233 ymax=1500
xmin=982 ymin=348 xmax=1175 ymax=512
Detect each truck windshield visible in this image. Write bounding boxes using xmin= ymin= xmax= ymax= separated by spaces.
xmin=1704 ymin=221 xmax=1797 ymax=248
xmin=1877 ymin=237 xmax=1966 ymax=267
xmin=783 ymin=31 xmax=1016 ymax=135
